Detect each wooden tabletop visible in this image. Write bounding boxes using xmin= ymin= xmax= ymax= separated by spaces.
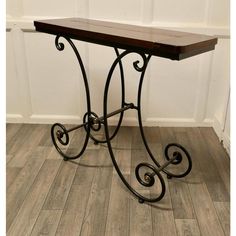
xmin=34 ymin=18 xmax=217 ymax=60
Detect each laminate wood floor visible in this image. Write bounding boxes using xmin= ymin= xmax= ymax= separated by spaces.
xmin=6 ymin=124 xmax=230 ymax=236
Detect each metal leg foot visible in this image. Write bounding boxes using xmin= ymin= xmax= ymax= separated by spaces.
xmin=139 ymin=198 xmax=145 ymax=204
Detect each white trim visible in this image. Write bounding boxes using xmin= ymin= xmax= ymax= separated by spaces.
xmin=212 ymin=115 xmax=230 ymax=155
xmin=222 ymin=133 xmax=230 ymax=154
xmin=109 ymin=117 xmax=138 ymax=127
xmin=29 ymin=114 xmax=82 ymax=124
xmin=212 ymin=115 xmax=223 ymax=140
xmin=6 ymin=114 xmax=24 ymax=123
xmin=11 ymin=28 xmax=32 ymax=122
xmin=6 ymin=114 xmax=214 ymax=127
xmin=145 ymin=117 xmax=213 ymax=127
xmin=6 ymin=16 xmax=230 ymax=38
xmin=107 ymin=117 xmax=213 ymax=127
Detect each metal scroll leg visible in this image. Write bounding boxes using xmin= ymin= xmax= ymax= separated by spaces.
xmin=50 ymin=35 xmax=91 ymax=161
xmin=103 ymin=49 xmax=167 ymax=203
xmin=103 ymin=48 xmax=192 ymax=203
xmin=136 ymin=56 xmax=192 ymax=179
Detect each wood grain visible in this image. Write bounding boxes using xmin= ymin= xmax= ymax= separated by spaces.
xmin=188 ymin=128 xmax=229 ymax=202
xmin=7 ymin=147 xmax=33 ymax=168
xmin=6 ymin=125 xmax=229 ymax=236
xmin=55 ymin=151 xmax=97 ymax=235
xmin=105 ymin=174 xmax=130 ymax=236
xmin=199 ymin=128 xmax=230 ymax=193
xmin=130 ymin=190 xmax=153 ymax=236
xmin=6 ymin=167 xmax=21 ymax=188
xmin=6 ymin=157 xmax=45 ymax=230
xmin=152 ymin=210 xmax=177 ymax=236
xmin=34 ymin=17 xmax=217 ymax=60
xmin=169 ymin=180 xmax=195 ymax=219
xmin=113 ymin=126 xmax=132 ymax=175
xmin=43 ymin=161 xmax=78 ymax=210
xmin=214 ymin=201 xmax=230 ymax=236
xmin=7 ymin=124 xmax=37 ymax=155
xmin=30 ymin=210 xmax=62 ymax=236
xmin=7 ymin=160 xmax=62 ymax=236
xmin=6 ymin=123 xmax=22 ymax=144
xmin=188 ymin=182 xmax=225 ymax=236
xmin=175 ymin=219 xmax=200 ymax=236
xmin=79 ymin=149 xmax=113 ymax=236
xmin=174 ymin=129 xmax=203 ymax=183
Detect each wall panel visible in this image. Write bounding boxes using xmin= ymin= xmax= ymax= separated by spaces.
xmin=153 ymin=0 xmax=207 ymax=24
xmin=88 ymin=0 xmax=142 ymax=21
xmin=147 ymin=56 xmax=200 ymax=119
xmin=22 ymin=0 xmax=77 ymax=17
xmin=208 ymin=39 xmax=230 ymax=126
xmin=23 ymin=33 xmax=88 ymax=121
xmin=6 ymin=31 xmax=21 ymax=115
xmin=207 ymin=0 xmax=230 ymax=26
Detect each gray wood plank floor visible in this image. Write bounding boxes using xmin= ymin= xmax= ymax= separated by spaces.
xmin=6 ymin=124 xmax=230 ymax=236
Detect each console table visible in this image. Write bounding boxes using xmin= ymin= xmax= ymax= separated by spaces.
xmin=34 ymin=18 xmax=217 ymax=203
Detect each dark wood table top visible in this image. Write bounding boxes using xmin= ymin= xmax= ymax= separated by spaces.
xmin=34 ymin=18 xmax=217 ymax=60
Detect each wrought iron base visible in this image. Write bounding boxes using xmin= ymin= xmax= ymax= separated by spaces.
xmin=51 ymin=35 xmax=192 ymax=203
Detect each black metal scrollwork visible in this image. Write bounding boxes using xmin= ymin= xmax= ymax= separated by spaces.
xmin=135 ymin=162 xmax=166 ymax=202
xmin=83 ymin=111 xmax=102 ymax=132
xmin=50 ymin=38 xmax=192 ymax=203
xmin=103 ymin=49 xmax=192 ymax=203
xmin=51 ymin=35 xmax=91 ymax=160
xmin=164 ymin=143 xmax=192 ymax=179
xmin=133 ymin=52 xmax=148 ymax=72
xmin=55 ymin=36 xmax=65 ymax=51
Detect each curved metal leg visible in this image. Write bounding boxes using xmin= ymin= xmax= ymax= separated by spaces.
xmin=136 ymin=58 xmax=192 ymax=178
xmin=103 ymin=49 xmax=192 ymax=202
xmin=83 ymin=48 xmax=126 ymax=144
xmin=103 ymin=50 xmax=167 ymax=203
xmin=50 ymin=36 xmax=192 ymax=202
xmin=51 ymin=35 xmax=91 ymax=160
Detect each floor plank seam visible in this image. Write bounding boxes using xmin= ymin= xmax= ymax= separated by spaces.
xmin=6 ymin=158 xmax=45 ymax=230
xmin=27 ymin=160 xmax=63 ymax=235
xmin=212 ymin=202 xmax=228 ymax=236
xmin=167 ymin=179 xmax=178 ymax=236
xmin=7 ymin=158 xmax=47 ymax=234
xmin=6 ymin=167 xmax=22 ymax=190
xmin=102 ymin=163 xmax=118 ymax=236
xmin=29 ymin=160 xmax=61 ymax=235
xmin=77 ymin=165 xmax=104 ymax=236
xmin=54 ymin=161 xmax=85 ymax=236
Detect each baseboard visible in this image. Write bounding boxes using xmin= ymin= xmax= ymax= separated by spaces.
xmin=6 ymin=114 xmax=215 ymax=127
xmin=222 ymin=133 xmax=230 ymax=154
xmin=9 ymin=113 xmax=230 ymax=152
xmin=29 ymin=114 xmax=83 ymax=124
xmin=212 ymin=116 xmax=230 ymax=155
xmin=6 ymin=114 xmax=24 ymax=123
xmin=145 ymin=118 xmax=213 ymax=127
xmin=212 ymin=116 xmax=223 ymax=140
xmin=6 ymin=114 xmax=82 ymax=124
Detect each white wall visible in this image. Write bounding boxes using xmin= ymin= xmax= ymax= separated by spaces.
xmin=6 ymin=0 xmax=230 ymax=152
